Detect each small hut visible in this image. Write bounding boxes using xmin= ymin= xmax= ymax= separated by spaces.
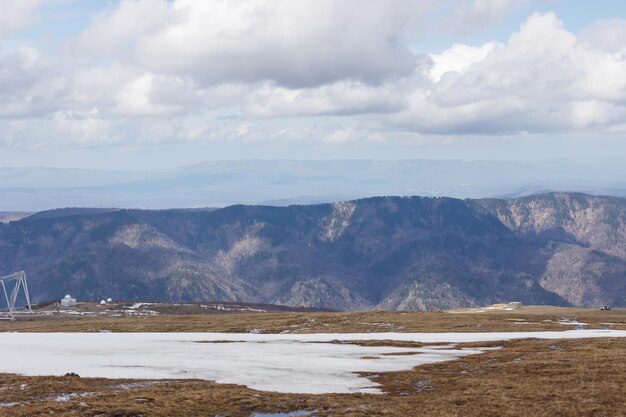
xmin=61 ymin=294 xmax=77 ymax=308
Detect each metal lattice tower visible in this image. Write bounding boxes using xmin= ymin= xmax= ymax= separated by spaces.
xmin=0 ymin=271 xmax=32 ymax=320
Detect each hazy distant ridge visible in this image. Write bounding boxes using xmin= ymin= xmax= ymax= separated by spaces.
xmin=2 ymin=159 xmax=626 ymax=211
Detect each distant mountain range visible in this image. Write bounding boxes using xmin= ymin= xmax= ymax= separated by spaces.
xmin=2 ymin=159 xmax=626 ymax=211
xmin=1 ymin=192 xmax=625 ymax=310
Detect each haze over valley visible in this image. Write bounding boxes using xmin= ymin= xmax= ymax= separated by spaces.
xmin=3 ymin=158 xmax=626 ymax=212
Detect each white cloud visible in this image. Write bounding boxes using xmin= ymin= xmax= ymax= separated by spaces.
xmin=571 ymin=100 xmax=624 ymax=129
xmin=428 ymin=42 xmax=502 ymax=82
xmin=1 ymin=112 xmax=117 ymax=150
xmin=447 ymin=0 xmax=531 ymax=35
xmin=1 ymin=5 xmax=626 ymax=154
xmin=0 ymin=47 xmax=42 ymax=98
xmin=244 ymin=81 xmax=408 ymax=118
xmin=393 ymin=12 xmax=626 ymax=134
xmin=115 ymin=73 xmax=182 ymax=116
xmin=73 ymin=0 xmax=433 ymax=88
xmin=0 ymin=46 xmax=64 ymax=118
xmin=0 ymin=0 xmax=43 ymax=37
xmin=71 ymin=0 xmax=171 ymax=57
xmin=581 ymin=18 xmax=626 ymax=53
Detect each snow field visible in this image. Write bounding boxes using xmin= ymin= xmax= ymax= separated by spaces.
xmin=1 ymin=330 xmax=625 ymax=394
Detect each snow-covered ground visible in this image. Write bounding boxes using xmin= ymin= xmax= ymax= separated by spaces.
xmin=1 ymin=330 xmax=625 ymax=394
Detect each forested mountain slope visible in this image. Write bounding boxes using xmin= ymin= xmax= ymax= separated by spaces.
xmin=1 ymin=193 xmax=624 ymax=310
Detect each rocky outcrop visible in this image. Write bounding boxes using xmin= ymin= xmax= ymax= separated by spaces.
xmin=474 ymin=193 xmax=626 ymax=307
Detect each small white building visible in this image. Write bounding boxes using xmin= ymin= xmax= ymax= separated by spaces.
xmin=61 ymin=294 xmax=77 ymax=308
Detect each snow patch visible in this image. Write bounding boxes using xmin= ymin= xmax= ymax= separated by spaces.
xmin=50 ymin=392 xmax=96 ymax=402
xmin=1 ymin=330 xmax=625 ymax=394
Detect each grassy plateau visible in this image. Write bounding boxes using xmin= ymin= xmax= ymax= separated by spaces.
xmin=1 ymin=304 xmax=625 ymax=416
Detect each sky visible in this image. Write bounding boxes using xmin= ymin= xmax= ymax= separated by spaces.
xmin=0 ymin=0 xmax=625 ymax=169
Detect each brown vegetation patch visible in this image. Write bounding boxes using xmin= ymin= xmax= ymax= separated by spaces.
xmin=2 ymin=306 xmax=625 ymax=334
xmin=380 ymin=351 xmax=421 ymax=356
xmin=322 ymin=339 xmax=440 ymax=348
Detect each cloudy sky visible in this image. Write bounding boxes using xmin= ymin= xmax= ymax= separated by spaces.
xmin=1 ymin=0 xmax=625 ymax=169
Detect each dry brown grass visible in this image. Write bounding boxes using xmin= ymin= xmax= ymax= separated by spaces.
xmin=1 ymin=307 xmax=626 ymax=416
xmin=2 ymin=338 xmax=626 ymax=416
xmin=1 ymin=306 xmax=625 ymax=334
